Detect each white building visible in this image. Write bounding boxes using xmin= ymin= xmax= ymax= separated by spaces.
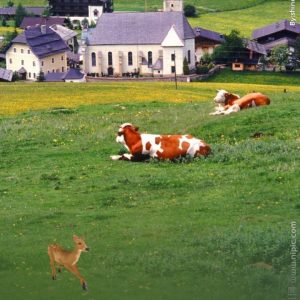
xmin=6 ymin=25 xmax=69 ymax=81
xmin=81 ymin=0 xmax=196 ymax=77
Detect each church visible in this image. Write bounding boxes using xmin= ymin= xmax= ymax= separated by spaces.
xmin=81 ymin=0 xmax=196 ymax=77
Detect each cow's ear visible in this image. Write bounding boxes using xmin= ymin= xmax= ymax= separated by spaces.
xmin=134 ymin=126 xmax=139 ymax=131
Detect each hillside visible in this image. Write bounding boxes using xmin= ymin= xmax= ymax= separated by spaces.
xmin=0 ymin=81 xmax=299 ymax=300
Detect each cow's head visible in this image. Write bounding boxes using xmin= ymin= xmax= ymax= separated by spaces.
xmin=116 ymin=123 xmax=139 ymax=144
xmin=214 ymin=90 xmax=240 ymax=105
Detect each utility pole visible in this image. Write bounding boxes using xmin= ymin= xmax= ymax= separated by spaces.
xmin=174 ymin=51 xmax=178 ymax=90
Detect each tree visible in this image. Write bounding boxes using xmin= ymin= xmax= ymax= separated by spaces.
xmin=200 ymin=53 xmax=212 ymax=65
xmin=81 ymin=18 xmax=89 ymax=29
xmin=42 ymin=7 xmax=51 ymax=17
xmin=7 ymin=1 xmax=14 ymax=7
xmin=0 ymin=17 xmax=7 ymax=27
xmin=184 ymin=4 xmax=196 ymax=17
xmin=270 ymin=45 xmax=289 ymax=71
xmin=37 ymin=71 xmax=45 ymax=82
xmin=0 ymin=28 xmax=18 ymax=52
xmin=15 ymin=3 xmax=27 ymax=27
xmin=212 ymin=29 xmax=245 ymax=65
xmin=183 ymin=57 xmax=190 ymax=75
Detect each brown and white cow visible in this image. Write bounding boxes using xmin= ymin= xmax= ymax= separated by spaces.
xmin=210 ymin=89 xmax=270 ymax=115
xmin=110 ymin=123 xmax=211 ymax=161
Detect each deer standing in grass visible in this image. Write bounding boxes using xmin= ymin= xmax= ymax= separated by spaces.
xmin=48 ymin=235 xmax=90 ymax=290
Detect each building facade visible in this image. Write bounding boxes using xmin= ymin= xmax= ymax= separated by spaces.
xmin=81 ymin=1 xmax=195 ymax=77
xmin=6 ymin=26 xmax=69 ymax=80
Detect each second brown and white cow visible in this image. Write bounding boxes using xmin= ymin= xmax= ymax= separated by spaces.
xmin=210 ymin=89 xmax=270 ymax=115
xmin=110 ymin=123 xmax=211 ymax=161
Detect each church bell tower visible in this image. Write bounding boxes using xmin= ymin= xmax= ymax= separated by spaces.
xmin=163 ymin=0 xmax=183 ymax=12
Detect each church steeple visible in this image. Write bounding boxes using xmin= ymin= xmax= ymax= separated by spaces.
xmin=163 ymin=0 xmax=183 ymax=12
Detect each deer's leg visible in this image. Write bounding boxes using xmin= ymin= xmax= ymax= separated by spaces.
xmin=64 ymin=264 xmax=88 ymax=290
xmin=48 ymin=250 xmax=57 ymax=280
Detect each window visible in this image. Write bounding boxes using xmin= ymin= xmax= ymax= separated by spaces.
xmin=21 ymin=60 xmax=24 ymax=65
xmin=33 ymin=73 xmax=36 ymax=78
xmin=33 ymin=61 xmax=36 ymax=67
xmin=94 ymin=9 xmax=99 ymax=17
xmin=41 ymin=61 xmax=44 ymax=66
xmin=91 ymin=52 xmax=96 ymax=66
xmin=234 ymin=64 xmax=241 ymax=68
xmin=171 ymin=66 xmax=176 ymax=73
xmin=13 ymin=48 xmax=16 ymax=53
xmin=28 ymin=72 xmax=31 ymax=78
xmin=9 ymin=58 xmax=12 ymax=64
xmin=52 ymin=58 xmax=54 ymax=63
xmin=148 ymin=51 xmax=152 ymax=66
xmin=62 ymin=67 xmax=64 ymax=72
xmin=108 ymin=52 xmax=113 ymax=66
xmin=21 ymin=49 xmax=24 ymax=54
xmin=61 ymin=56 xmax=64 ymax=60
xmin=171 ymin=53 xmax=175 ymax=61
xmin=28 ymin=49 xmax=30 ymax=54
xmin=52 ymin=69 xmax=55 ymax=72
xmin=187 ymin=50 xmax=191 ymax=64
xmin=128 ymin=52 xmax=133 ymax=66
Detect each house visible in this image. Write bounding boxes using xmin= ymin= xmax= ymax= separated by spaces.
xmin=6 ymin=25 xmax=69 ymax=81
xmin=231 ymin=39 xmax=266 ymax=71
xmin=20 ymin=17 xmax=66 ymax=29
xmin=0 ymin=67 xmax=13 ymax=81
xmin=194 ymin=27 xmax=225 ymax=62
xmin=81 ymin=0 xmax=195 ymax=77
xmin=48 ymin=0 xmax=113 ymax=24
xmin=0 ymin=6 xmax=44 ymax=20
xmin=252 ymin=19 xmax=300 ymax=52
xmin=44 ymin=68 xmax=85 ymax=82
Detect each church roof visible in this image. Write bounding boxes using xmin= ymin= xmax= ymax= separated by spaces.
xmin=86 ymin=11 xmax=195 ymax=45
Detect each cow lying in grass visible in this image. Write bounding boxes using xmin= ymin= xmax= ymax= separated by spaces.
xmin=210 ymin=90 xmax=271 ymax=115
xmin=110 ymin=123 xmax=211 ymax=161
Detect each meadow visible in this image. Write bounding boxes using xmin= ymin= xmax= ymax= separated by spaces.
xmin=0 ymin=1 xmax=291 ymax=37
xmin=0 ymin=81 xmax=299 ymax=300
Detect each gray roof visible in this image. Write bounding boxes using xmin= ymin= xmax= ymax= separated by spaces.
xmin=0 ymin=67 xmax=13 ymax=81
xmin=252 ymin=19 xmax=300 ymax=39
xmin=245 ymin=39 xmax=266 ymax=55
xmin=0 ymin=6 xmax=44 ymax=16
xmin=12 ymin=26 xmax=69 ymax=59
xmin=50 ymin=24 xmax=77 ymax=42
xmin=87 ymin=12 xmax=195 ymax=45
xmin=21 ymin=17 xmax=65 ymax=29
xmin=194 ymin=27 xmax=225 ymax=43
xmin=45 ymin=68 xmax=84 ymax=82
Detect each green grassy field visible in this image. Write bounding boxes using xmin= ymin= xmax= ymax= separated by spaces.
xmin=205 ymin=69 xmax=300 ymax=86
xmin=0 ymin=81 xmax=299 ymax=300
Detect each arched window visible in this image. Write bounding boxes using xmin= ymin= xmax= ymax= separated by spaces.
xmin=187 ymin=50 xmax=191 ymax=64
xmin=128 ymin=52 xmax=133 ymax=66
xmin=91 ymin=52 xmax=96 ymax=67
xmin=148 ymin=51 xmax=152 ymax=66
xmin=108 ymin=52 xmax=113 ymax=66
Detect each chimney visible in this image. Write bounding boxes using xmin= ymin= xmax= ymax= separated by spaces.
xmin=41 ymin=25 xmax=47 ymax=34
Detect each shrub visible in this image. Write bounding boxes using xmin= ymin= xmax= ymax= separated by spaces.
xmin=184 ymin=4 xmax=196 ymax=17
xmin=196 ymin=66 xmax=209 ymax=74
xmin=183 ymin=57 xmax=190 ymax=75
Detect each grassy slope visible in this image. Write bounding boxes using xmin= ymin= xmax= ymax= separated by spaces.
xmin=0 ymin=82 xmax=300 ymax=300
xmin=205 ymin=69 xmax=300 ymax=86
xmin=1 ymin=81 xmax=300 ymax=115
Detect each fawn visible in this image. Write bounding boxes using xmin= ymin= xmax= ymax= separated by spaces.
xmin=48 ymin=235 xmax=90 ymax=290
